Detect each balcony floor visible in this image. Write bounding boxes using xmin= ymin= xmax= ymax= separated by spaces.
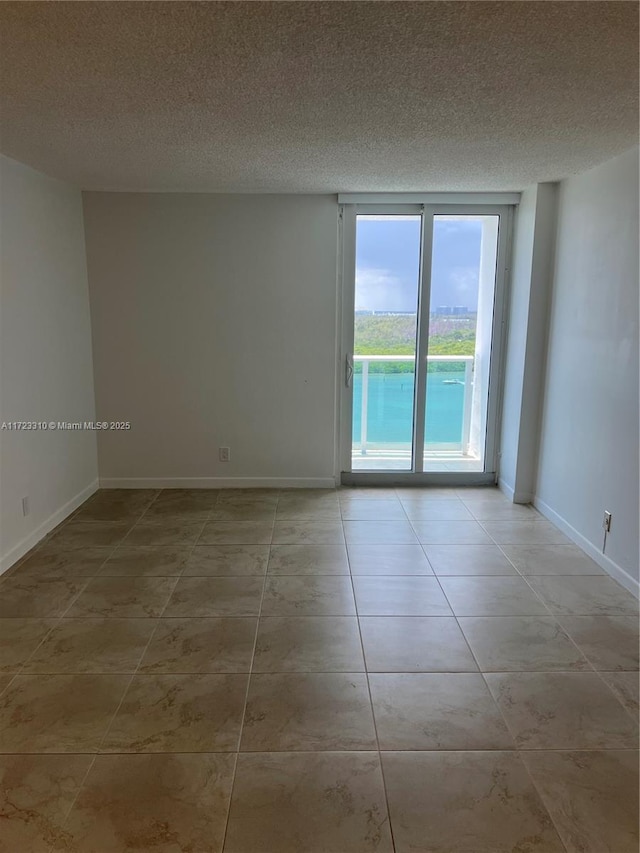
xmin=351 ymin=451 xmax=484 ymax=472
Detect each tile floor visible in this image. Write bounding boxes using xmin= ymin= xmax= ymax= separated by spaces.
xmin=0 ymin=486 xmax=638 ymax=852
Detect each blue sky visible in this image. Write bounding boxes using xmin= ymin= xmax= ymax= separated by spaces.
xmin=355 ymin=216 xmax=483 ymax=312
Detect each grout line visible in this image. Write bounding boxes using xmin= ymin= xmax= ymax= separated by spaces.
xmin=8 ymin=615 xmax=65 ymax=677
xmin=47 ymin=752 xmax=99 ymax=853
xmin=345 ymin=514 xmax=398 ymax=853
xmin=0 ymin=746 xmax=636 ymax=757
xmin=516 ymin=757 xmax=573 ymax=853
xmin=219 ymin=500 xmax=276 ymax=852
xmin=54 ymin=668 xmax=139 ymax=847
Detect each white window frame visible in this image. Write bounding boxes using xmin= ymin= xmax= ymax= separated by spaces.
xmin=337 ymin=196 xmax=515 ymax=485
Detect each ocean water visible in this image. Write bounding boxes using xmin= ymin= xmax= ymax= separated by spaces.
xmin=352 ymin=370 xmax=465 ymax=449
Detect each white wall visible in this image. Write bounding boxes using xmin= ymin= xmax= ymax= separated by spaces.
xmin=0 ymin=156 xmax=98 ymax=570
xmin=499 ymin=183 xmax=558 ymax=502
xmin=499 ymin=185 xmax=537 ymax=498
xmin=82 ymin=193 xmax=338 ymax=486
xmin=535 ymin=148 xmax=639 ymax=589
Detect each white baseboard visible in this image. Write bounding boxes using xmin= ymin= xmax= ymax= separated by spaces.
xmin=498 ymin=478 xmax=533 ymax=505
xmin=99 ymin=477 xmax=337 ymax=490
xmin=0 ymin=478 xmax=99 ymax=576
xmin=533 ymin=495 xmax=640 ymax=599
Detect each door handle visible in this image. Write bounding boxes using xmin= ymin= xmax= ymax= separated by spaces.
xmin=345 ymin=354 xmax=354 ymax=387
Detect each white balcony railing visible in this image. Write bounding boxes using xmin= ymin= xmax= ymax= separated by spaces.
xmin=354 ymin=354 xmax=474 ymax=457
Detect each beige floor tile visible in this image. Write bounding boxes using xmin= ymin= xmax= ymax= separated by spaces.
xmin=0 ymin=754 xmax=93 ymax=853
xmin=486 ymin=671 xmax=639 ymax=749
xmin=600 ymin=671 xmax=639 ymax=721
xmin=139 ymin=617 xmax=256 ymax=673
xmin=423 ymin=544 xmax=518 ymax=575
xmin=347 ymin=544 xmax=433 ymax=575
xmin=455 ymin=487 xmax=506 ymax=501
xmin=382 ymin=751 xmax=565 ymax=853
xmin=101 ymin=673 xmax=247 ymax=752
xmin=141 ymin=494 xmax=217 ymax=521
xmin=123 ymin=520 xmax=205 ymax=547
xmin=217 ymin=488 xmax=280 ymax=506
xmin=461 ymin=499 xmax=538 ymax=521
xmin=459 ymin=616 xmax=590 ymax=671
xmin=369 ymin=673 xmax=514 ymax=750
xmin=276 ymin=504 xmax=342 ymax=521
xmin=402 ymin=500 xmax=473 ymax=521
xmin=44 ymin=521 xmax=132 ymax=550
xmin=163 ymin=576 xmax=263 ymax=617
xmin=353 ymin=576 xmax=451 ymax=616
xmin=262 ymin=575 xmax=356 ymax=616
xmin=224 ymin=752 xmax=393 ymax=853
xmin=411 ymin=519 xmax=493 ymax=545
xmin=137 ymin=507 xmax=213 ymax=524
xmin=521 ymin=750 xmax=639 ymax=853
xmin=272 ymin=521 xmax=345 ymax=545
xmin=340 ymin=500 xmax=408 ymax=520
xmin=65 ymin=576 xmax=177 ymax=618
xmin=0 ymin=674 xmax=129 ymax=752
xmin=241 ymin=673 xmax=376 ymax=750
xmin=211 ymin=497 xmax=277 ymax=515
xmin=398 ymin=488 xmax=461 ymax=501
xmin=12 ymin=547 xmax=113 ymax=578
xmin=183 ymin=544 xmax=269 ymax=576
xmin=21 ymin=619 xmax=157 ymax=673
xmin=209 ymin=503 xmax=277 ymax=522
xmin=438 ymin=576 xmax=549 ymax=616
xmin=526 ymin=575 xmax=639 ymax=615
xmin=99 ymin=546 xmax=191 ymax=576
xmin=278 ymin=491 xmax=339 ymax=510
xmin=147 ymin=489 xmax=219 ymax=511
xmin=253 ymin=616 xmax=364 ymax=672
xmin=0 ymin=619 xmax=56 ymax=672
xmin=481 ymin=519 xmax=569 ymax=545
xmin=4 ymin=488 xmax=634 ymax=853
xmin=76 ymin=489 xmax=159 ymax=513
xmin=501 ymin=543 xmax=605 ymax=575
xmin=339 ymin=488 xmax=400 ymax=501
xmin=359 ymin=616 xmax=477 ymax=672
xmin=559 ymin=615 xmax=639 ymax=670
xmin=268 ymin=543 xmax=349 ymax=574
xmin=62 ymin=752 xmax=234 ymax=853
xmin=343 ymin=520 xmax=417 ymax=544
xmin=71 ymin=501 xmax=150 ymax=524
xmin=0 ymin=577 xmax=87 ymax=618
xmin=199 ymin=521 xmax=273 ymax=545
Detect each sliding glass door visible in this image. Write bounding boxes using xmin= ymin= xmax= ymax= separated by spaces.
xmin=351 ymin=212 xmax=421 ymax=471
xmin=341 ymin=203 xmax=510 ymax=479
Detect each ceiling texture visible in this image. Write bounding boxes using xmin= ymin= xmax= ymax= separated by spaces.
xmin=0 ymin=1 xmax=638 ymax=192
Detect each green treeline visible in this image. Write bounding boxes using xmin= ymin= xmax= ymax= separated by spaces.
xmin=354 ymin=314 xmax=475 ymax=373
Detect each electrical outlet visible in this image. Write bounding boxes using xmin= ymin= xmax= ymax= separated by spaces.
xmin=21 ymin=496 xmax=30 ymax=517
xmin=219 ymin=447 xmax=230 ymax=462
xmin=603 ymin=511 xmax=612 ymax=533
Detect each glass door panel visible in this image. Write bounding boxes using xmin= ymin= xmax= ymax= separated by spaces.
xmin=351 ymin=214 xmax=421 ymax=471
xmin=423 ymin=215 xmax=500 ymax=472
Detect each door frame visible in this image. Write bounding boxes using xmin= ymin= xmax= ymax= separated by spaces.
xmin=337 ymin=199 xmax=515 ymax=486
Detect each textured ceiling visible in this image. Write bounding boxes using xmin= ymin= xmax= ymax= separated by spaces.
xmin=0 ymin=1 xmax=638 ymax=192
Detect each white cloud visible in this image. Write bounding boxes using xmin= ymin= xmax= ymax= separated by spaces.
xmin=448 ymin=266 xmax=479 ymax=301
xmin=355 ymin=267 xmax=416 ymax=312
